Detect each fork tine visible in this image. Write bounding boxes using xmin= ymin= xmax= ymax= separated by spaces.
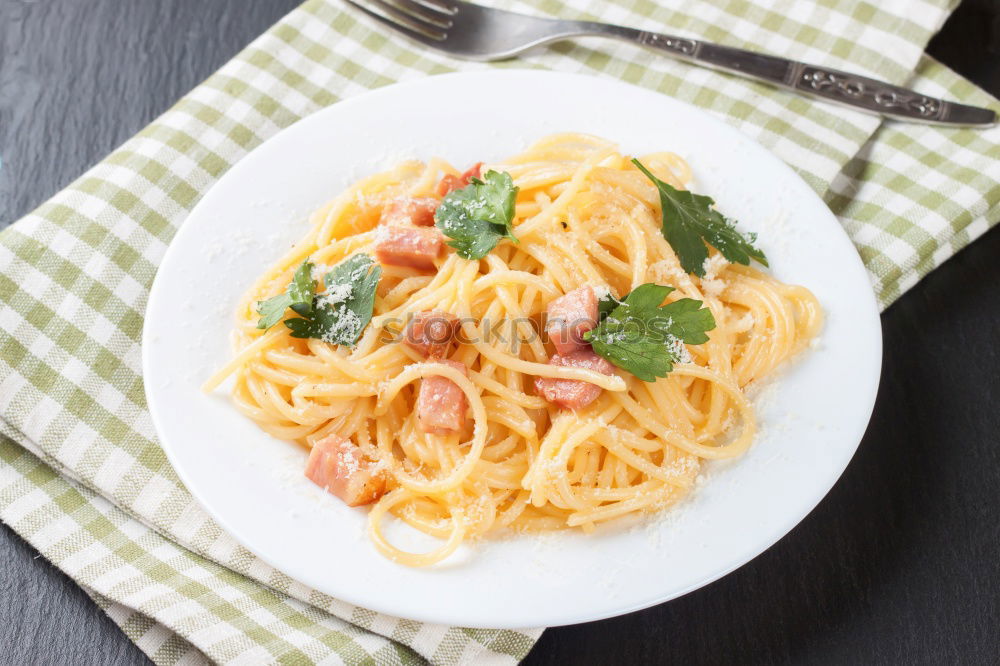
xmin=413 ymin=0 xmax=458 ymax=14
xmin=344 ymin=0 xmax=446 ymax=43
xmin=350 ymin=0 xmax=447 ymax=41
xmin=387 ymin=0 xmax=454 ymax=28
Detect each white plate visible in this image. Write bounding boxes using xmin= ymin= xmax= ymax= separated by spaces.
xmin=144 ymin=71 xmax=881 ymax=629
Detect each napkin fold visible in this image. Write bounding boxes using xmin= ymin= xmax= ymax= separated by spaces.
xmin=1 ymin=0 xmax=997 ymax=663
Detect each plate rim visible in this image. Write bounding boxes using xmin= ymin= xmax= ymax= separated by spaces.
xmin=143 ymin=69 xmax=883 ymax=628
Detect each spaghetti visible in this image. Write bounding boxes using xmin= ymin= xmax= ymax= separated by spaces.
xmin=204 ymin=133 xmax=822 ymax=567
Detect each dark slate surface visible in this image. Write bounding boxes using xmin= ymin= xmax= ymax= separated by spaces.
xmin=1 ymin=1 xmax=998 ymax=664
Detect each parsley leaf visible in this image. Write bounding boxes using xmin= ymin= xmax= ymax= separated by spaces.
xmin=283 ymin=253 xmax=381 ymax=347
xmin=596 ymin=292 xmax=619 ymax=321
xmin=584 ymin=283 xmax=716 ymax=382
xmin=632 ymin=159 xmax=767 ymax=277
xmin=256 ymin=260 xmax=316 ymax=329
xmin=257 ymin=294 xmax=292 ymax=330
xmin=434 ymin=170 xmax=519 ymax=260
xmin=286 ymin=261 xmax=316 ymax=316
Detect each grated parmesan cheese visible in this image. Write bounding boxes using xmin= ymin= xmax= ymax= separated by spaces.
xmin=591 ymin=284 xmax=612 ymax=301
xmin=318 ymin=282 xmax=353 ymax=307
xmin=701 ymin=253 xmax=729 ymax=281
xmin=321 ymin=305 xmax=362 ymax=344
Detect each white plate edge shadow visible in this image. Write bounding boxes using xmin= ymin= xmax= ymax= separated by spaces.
xmin=143 ymin=70 xmax=883 ymax=629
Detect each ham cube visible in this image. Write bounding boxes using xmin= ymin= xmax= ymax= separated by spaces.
xmin=404 ymin=310 xmax=459 ymax=358
xmin=534 ymin=350 xmax=616 ymax=410
xmin=435 ymin=174 xmax=463 ymax=198
xmin=416 ymin=359 xmax=468 ymax=434
xmin=435 ymin=162 xmax=485 ymax=197
xmin=462 ymin=162 xmax=483 ymax=182
xmin=380 ymin=197 xmax=439 ymax=227
xmin=375 ymin=226 xmax=443 ymax=270
xmin=304 ymin=434 xmax=388 ymax=506
xmin=545 ymin=286 xmax=599 ymax=355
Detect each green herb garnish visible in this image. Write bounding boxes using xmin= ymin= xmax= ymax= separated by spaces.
xmin=256 ymin=260 xmax=315 ymax=329
xmin=255 ymin=254 xmax=381 ymax=347
xmin=434 ymin=170 xmax=519 ymax=260
xmin=596 ymin=291 xmax=619 ymax=321
xmin=283 ymin=254 xmax=381 ymax=347
xmin=632 ymin=158 xmax=767 ymax=277
xmin=585 ymin=283 xmax=716 ymax=382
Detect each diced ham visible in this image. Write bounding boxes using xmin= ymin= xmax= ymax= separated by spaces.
xmin=534 ymin=350 xmax=616 ymax=410
xmin=435 ymin=162 xmax=485 ymax=197
xmin=416 ymin=359 xmax=469 ymax=434
xmin=375 ymin=226 xmax=443 ymax=270
xmin=545 ymin=286 xmax=599 ymax=355
xmin=435 ymin=174 xmax=463 ymax=198
xmin=404 ymin=310 xmax=459 ymax=358
xmin=304 ymin=434 xmax=388 ymax=506
xmin=380 ymin=197 xmax=439 ymax=227
xmin=461 ymin=162 xmax=483 ymax=182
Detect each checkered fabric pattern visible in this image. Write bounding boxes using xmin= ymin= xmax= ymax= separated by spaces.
xmin=1 ymin=0 xmax=997 ymax=663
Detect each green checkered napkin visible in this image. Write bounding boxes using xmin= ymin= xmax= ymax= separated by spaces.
xmin=1 ymin=0 xmax=997 ymax=662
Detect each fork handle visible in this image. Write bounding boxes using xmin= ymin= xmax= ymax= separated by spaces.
xmin=559 ymin=21 xmax=995 ymax=126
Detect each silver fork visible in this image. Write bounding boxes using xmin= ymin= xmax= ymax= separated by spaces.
xmin=344 ymin=0 xmax=997 ymax=127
